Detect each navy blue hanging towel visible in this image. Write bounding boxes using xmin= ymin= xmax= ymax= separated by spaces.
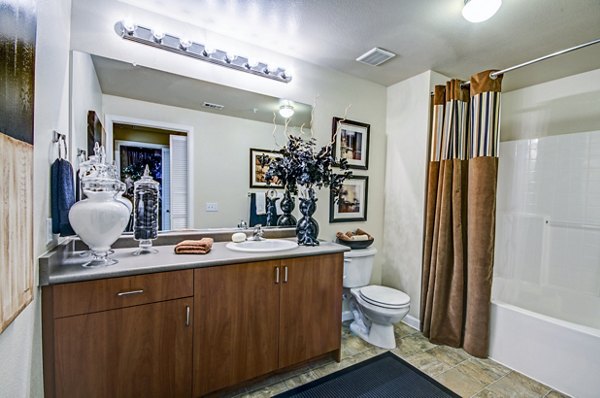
xmin=51 ymin=158 xmax=76 ymax=236
xmin=249 ymin=193 xmax=279 ymax=227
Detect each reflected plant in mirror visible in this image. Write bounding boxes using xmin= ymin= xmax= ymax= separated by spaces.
xmin=261 ymin=134 xmax=352 ymax=246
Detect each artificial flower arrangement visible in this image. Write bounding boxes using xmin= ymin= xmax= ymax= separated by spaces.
xmin=260 ymin=133 xmax=352 ymax=245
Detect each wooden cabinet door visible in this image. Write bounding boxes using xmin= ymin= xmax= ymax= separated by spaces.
xmin=53 ymin=297 xmax=193 ymax=398
xmin=193 ymin=261 xmax=280 ymax=397
xmin=278 ymin=253 xmax=344 ymax=368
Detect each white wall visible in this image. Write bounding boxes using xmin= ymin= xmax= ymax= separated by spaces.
xmin=69 ymin=0 xmax=388 ymax=283
xmin=381 ymin=70 xmax=448 ymax=323
xmin=0 ymin=0 xmax=72 ymax=397
xmin=70 ymin=51 xmax=103 ymax=161
xmin=501 ymin=68 xmax=600 ymax=142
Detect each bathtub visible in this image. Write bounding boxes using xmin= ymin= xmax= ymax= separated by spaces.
xmin=489 ymin=300 xmax=600 ymax=398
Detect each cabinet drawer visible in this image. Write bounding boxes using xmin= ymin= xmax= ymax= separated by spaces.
xmin=52 ymin=270 xmax=193 ymax=318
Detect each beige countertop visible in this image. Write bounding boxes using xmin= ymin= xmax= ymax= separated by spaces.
xmin=39 ymin=238 xmax=350 ymax=286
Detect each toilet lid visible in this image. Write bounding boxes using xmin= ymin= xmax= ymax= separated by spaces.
xmin=359 ymin=285 xmax=410 ymax=309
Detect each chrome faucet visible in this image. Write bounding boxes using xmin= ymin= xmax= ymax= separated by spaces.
xmin=237 ymin=220 xmax=248 ymax=229
xmin=251 ymin=224 xmax=265 ymax=241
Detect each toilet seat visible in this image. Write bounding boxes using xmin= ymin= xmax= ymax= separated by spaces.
xmin=358 ymin=285 xmax=410 ymax=309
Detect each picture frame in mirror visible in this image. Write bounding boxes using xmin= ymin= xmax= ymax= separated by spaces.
xmin=250 ymin=148 xmax=284 ymax=188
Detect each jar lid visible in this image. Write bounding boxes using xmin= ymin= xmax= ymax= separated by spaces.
xmin=134 ymin=165 xmax=159 ymax=187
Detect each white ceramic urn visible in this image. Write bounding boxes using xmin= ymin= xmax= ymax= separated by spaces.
xmin=69 ymin=190 xmax=130 ymax=266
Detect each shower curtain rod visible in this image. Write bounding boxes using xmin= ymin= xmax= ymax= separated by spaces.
xmin=460 ymin=37 xmax=600 ymax=88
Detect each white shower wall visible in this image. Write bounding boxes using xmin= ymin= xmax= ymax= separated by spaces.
xmin=494 ymin=130 xmax=600 ymax=329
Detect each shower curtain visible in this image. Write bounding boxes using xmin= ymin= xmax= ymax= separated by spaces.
xmin=420 ymin=70 xmax=502 ymax=358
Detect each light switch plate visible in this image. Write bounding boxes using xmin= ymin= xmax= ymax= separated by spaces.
xmin=206 ymin=202 xmax=219 ymax=212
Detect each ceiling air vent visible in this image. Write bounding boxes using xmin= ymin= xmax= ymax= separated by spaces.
xmin=356 ymin=47 xmax=396 ymax=66
xmin=203 ymin=102 xmax=224 ymax=110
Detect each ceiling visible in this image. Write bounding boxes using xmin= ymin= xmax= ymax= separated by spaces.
xmin=118 ymin=0 xmax=600 ymax=91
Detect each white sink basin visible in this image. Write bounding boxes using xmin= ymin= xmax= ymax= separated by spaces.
xmin=225 ymin=239 xmax=298 ymax=253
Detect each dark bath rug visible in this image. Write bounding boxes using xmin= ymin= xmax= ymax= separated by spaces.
xmin=275 ymin=352 xmax=460 ymax=398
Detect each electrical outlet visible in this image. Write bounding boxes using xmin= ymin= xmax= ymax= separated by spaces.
xmin=205 ymin=202 xmax=219 ymax=212
xmin=46 ymin=218 xmax=54 ymax=244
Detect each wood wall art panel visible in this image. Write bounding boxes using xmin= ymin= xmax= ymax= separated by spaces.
xmin=0 ymin=133 xmax=34 ymax=333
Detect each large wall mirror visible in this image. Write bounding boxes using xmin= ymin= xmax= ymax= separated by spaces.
xmin=70 ymin=51 xmax=312 ymax=231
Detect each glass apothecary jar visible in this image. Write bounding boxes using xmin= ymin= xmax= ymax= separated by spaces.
xmin=133 ymin=165 xmax=159 ymax=254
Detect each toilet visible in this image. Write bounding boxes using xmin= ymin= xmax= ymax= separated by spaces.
xmin=343 ymin=248 xmax=410 ymax=349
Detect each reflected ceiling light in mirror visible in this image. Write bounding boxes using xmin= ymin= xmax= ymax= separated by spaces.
xmin=279 ymin=100 xmax=295 ymax=119
xmin=114 ymin=20 xmax=292 ymax=83
xmin=462 ymin=0 xmax=502 ymax=23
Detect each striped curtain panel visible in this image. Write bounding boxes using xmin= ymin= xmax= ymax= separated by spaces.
xmin=421 ymin=71 xmax=503 ymax=358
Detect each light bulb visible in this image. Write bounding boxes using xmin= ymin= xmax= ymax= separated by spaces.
xmin=279 ymin=104 xmax=295 ymax=119
xmin=151 ymin=29 xmax=165 ymax=42
xmin=246 ymin=57 xmax=259 ymax=69
xmin=122 ymin=19 xmax=136 ymax=34
xmin=179 ymin=38 xmax=192 ymax=50
xmin=225 ymin=52 xmax=236 ymax=63
xmin=203 ymin=46 xmax=215 ymax=57
xmin=462 ymin=0 xmax=502 ymax=23
xmin=280 ymin=68 xmax=292 ymax=80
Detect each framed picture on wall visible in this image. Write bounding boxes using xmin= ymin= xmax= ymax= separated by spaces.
xmin=332 ymin=117 xmax=370 ymax=170
xmin=250 ymin=148 xmax=284 ymax=188
xmin=329 ymin=175 xmax=369 ymax=223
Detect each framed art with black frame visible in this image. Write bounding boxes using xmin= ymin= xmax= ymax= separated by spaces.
xmin=332 ymin=117 xmax=370 ymax=170
xmin=249 ymin=148 xmax=284 ymax=188
xmin=329 ymin=175 xmax=368 ymax=222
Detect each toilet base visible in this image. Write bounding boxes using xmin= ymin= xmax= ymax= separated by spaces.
xmin=350 ymin=320 xmax=397 ymax=349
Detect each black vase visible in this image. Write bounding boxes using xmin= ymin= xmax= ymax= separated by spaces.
xmin=265 ymin=195 xmax=280 ymax=227
xmin=296 ymin=189 xmax=319 ymax=246
xmin=277 ymin=191 xmax=297 ymax=227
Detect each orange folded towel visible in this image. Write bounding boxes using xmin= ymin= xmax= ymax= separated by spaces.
xmin=174 ymin=238 xmax=214 ymax=254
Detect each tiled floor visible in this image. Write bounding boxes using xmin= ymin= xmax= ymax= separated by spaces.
xmin=227 ymin=322 xmax=570 ymax=398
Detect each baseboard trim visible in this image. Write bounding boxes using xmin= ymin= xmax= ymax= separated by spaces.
xmin=342 ymin=310 xmax=353 ymax=322
xmin=402 ymin=315 xmax=420 ymax=331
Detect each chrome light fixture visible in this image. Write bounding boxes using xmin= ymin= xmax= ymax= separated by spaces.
xmin=114 ymin=21 xmax=292 ymax=84
xmin=462 ymin=0 xmax=502 ymax=23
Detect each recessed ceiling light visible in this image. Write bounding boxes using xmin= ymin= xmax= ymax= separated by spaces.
xmin=462 ymin=0 xmax=502 ymax=23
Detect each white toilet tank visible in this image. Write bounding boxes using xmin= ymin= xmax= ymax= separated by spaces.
xmin=343 ymin=248 xmax=377 ymax=288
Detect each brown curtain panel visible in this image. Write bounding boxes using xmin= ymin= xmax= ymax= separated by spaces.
xmin=421 ymin=70 xmax=502 ymax=358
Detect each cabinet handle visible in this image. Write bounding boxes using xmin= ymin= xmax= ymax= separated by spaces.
xmin=116 ymin=289 xmax=144 ymax=297
xmin=275 ymin=267 xmax=280 ymax=284
xmin=283 ymin=266 xmax=288 ymax=283
xmin=185 ymin=305 xmax=190 ymax=327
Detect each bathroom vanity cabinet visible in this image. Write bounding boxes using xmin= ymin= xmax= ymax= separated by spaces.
xmin=41 ymin=248 xmax=345 ymax=398
xmin=42 ymin=270 xmax=194 ymax=398
xmin=193 ymin=253 xmax=343 ymax=396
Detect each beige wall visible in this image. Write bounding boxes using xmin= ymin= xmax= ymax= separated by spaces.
xmin=114 ymin=126 xmax=182 ymax=146
xmin=0 ymin=0 xmax=72 ymax=397
xmin=381 ymin=70 xmax=449 ymax=323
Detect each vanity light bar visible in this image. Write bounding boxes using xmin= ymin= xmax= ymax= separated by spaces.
xmin=114 ymin=21 xmax=292 ymax=84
